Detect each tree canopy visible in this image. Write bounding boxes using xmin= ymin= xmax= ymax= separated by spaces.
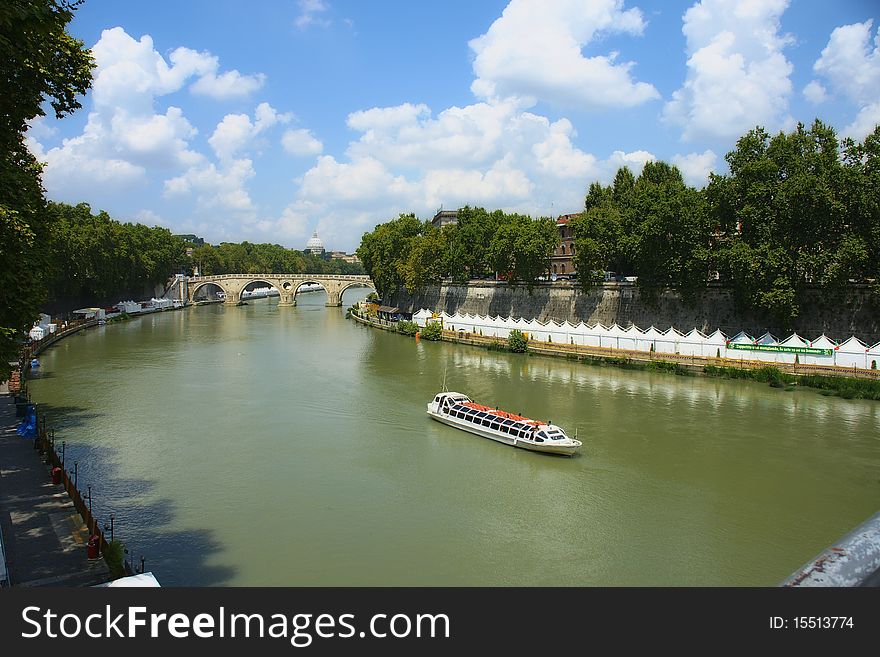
xmin=0 ymin=0 xmax=93 ymax=379
xmin=357 ymin=209 xmax=559 ymax=297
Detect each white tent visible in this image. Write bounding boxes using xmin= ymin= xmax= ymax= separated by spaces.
xmin=755 ymin=332 xmax=778 ymax=345
xmin=677 ymin=328 xmax=706 ymax=356
xmin=637 ymin=326 xmax=663 ymax=352
xmin=867 ymin=343 xmax=880 ymax=371
xmin=774 ymin=333 xmax=809 ymax=364
xmin=619 ymin=324 xmax=643 ymax=351
xmin=727 ymin=330 xmax=758 ymax=361
xmin=600 ymin=324 xmax=626 ymax=350
xmin=412 ymin=309 xmax=433 ymax=327
xmin=804 ymin=334 xmax=837 ymax=367
xmin=836 ymin=336 xmax=869 ymax=369
xmin=655 ymin=327 xmax=683 ymax=354
xmin=581 ymin=324 xmax=604 ymax=347
xmin=704 ymin=329 xmax=727 ymax=359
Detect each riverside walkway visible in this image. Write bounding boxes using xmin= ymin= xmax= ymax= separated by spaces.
xmin=0 ymin=384 xmax=108 ymax=587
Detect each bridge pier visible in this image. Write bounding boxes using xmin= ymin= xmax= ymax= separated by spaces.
xmin=278 ymin=292 xmax=296 ymax=307
xmin=224 ymin=291 xmax=240 ymax=305
xmin=325 ymin=292 xmax=342 ymax=307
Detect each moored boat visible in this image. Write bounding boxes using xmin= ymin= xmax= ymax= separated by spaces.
xmin=426 ymin=392 xmax=581 ymax=456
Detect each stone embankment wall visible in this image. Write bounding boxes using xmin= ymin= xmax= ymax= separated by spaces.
xmin=390 ymin=282 xmax=880 ymax=345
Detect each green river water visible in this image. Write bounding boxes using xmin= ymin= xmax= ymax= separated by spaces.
xmin=27 ymin=289 xmax=880 ymax=586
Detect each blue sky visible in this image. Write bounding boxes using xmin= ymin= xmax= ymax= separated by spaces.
xmin=26 ymin=0 xmax=880 ymax=253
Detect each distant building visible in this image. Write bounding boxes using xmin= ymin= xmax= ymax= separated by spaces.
xmin=306 ymin=231 xmax=325 ymax=255
xmin=431 ymin=209 xmax=459 ymax=229
xmin=550 ymin=214 xmax=579 ymax=277
xmin=175 ymin=234 xmax=205 ymax=246
xmin=329 ymin=251 xmax=361 ymax=264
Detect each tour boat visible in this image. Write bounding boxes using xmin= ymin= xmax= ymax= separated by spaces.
xmin=426 ymin=392 xmax=582 ymax=456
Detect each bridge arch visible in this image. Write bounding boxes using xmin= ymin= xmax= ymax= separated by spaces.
xmin=338 ymin=280 xmax=376 ymax=304
xmin=240 ymin=279 xmax=280 ymax=302
xmin=191 ymin=281 xmax=227 ymax=301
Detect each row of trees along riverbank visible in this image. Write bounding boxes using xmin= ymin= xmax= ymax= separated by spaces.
xmin=42 ymin=201 xmax=364 ymax=311
xmin=357 ymin=120 xmax=880 ymax=329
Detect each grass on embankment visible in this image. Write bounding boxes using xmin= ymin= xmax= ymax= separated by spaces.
xmin=703 ymin=365 xmax=880 ymax=400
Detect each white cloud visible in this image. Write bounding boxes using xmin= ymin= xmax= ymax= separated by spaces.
xmin=813 ymin=20 xmax=880 ymax=106
xmin=844 ymin=102 xmax=880 ymax=141
xmin=663 ymin=0 xmax=794 ymax=141
xmin=134 ymin=209 xmax=167 ymax=227
xmin=296 ymin=0 xmax=331 ymax=30
xmin=802 ymin=80 xmax=827 ymax=104
xmin=672 ymin=150 xmax=717 ymax=187
xmin=811 ymin=20 xmax=880 ymax=140
xmin=468 ymin=0 xmax=658 ymax=109
xmin=164 ymin=158 xmax=257 ymax=214
xmin=605 ymin=149 xmax=655 ymax=175
xmin=28 ymin=27 xmax=269 ymax=207
xmin=208 ymin=102 xmax=291 ymax=161
xmin=191 ymin=70 xmax=266 ymax=100
xmin=282 ymin=129 xmax=324 ymax=156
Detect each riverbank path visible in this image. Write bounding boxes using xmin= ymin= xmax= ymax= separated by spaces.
xmin=0 ymin=384 xmax=109 ymax=587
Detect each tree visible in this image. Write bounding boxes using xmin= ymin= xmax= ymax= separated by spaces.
xmin=357 ymin=213 xmax=422 ymax=297
xmin=627 ymin=162 xmax=709 ymax=294
xmin=402 ymin=224 xmax=447 ymax=293
xmin=0 ymin=0 xmax=93 ymax=379
xmin=709 ymin=120 xmax=861 ymax=325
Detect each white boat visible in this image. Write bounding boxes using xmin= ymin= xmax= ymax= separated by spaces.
xmin=426 ymin=392 xmax=582 ymax=456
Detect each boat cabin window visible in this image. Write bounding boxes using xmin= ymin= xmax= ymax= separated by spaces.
xmin=434 ymin=396 xmax=441 ymax=403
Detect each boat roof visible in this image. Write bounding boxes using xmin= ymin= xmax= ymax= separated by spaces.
xmin=458 ymin=401 xmax=543 ymax=426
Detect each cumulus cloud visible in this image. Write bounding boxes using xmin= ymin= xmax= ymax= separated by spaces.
xmin=810 ymin=20 xmax=880 ymax=140
xmin=165 ymin=158 xmax=257 ymax=214
xmin=208 ymin=102 xmax=291 ymax=161
xmin=191 ymin=70 xmax=266 ymax=100
xmin=672 ymin=150 xmax=717 ymax=187
xmin=296 ymin=0 xmax=331 ymax=30
xmin=282 ymin=129 xmax=324 ymax=156
xmin=802 ymin=80 xmax=827 ymax=104
xmin=663 ymin=0 xmax=794 ymax=141
xmin=28 ymin=27 xmax=269 ymax=205
xmin=468 ymin=0 xmax=658 ymax=109
xmin=278 ymin=98 xmax=658 ymax=251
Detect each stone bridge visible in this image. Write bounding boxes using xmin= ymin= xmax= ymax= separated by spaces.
xmin=186 ymin=274 xmax=375 ymax=307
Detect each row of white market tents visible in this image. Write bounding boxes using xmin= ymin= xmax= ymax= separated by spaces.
xmin=411 ymin=309 xmax=880 ymax=370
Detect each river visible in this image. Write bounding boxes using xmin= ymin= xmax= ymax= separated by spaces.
xmin=27 ymin=289 xmax=880 ymax=586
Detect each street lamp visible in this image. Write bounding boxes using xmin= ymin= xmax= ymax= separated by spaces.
xmin=104 ymin=514 xmax=115 ymax=542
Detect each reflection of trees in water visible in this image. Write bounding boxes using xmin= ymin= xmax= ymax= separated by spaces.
xmin=31 ymin=405 xmax=236 ymax=586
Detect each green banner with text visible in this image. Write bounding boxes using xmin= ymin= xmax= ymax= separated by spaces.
xmin=726 ymin=343 xmax=833 ymax=356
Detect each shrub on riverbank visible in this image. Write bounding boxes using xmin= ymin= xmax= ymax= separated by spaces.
xmin=487 ymin=339 xmax=507 ymax=351
xmin=106 ymin=313 xmax=130 ymax=324
xmin=703 ymin=364 xmax=795 ymax=386
xmin=646 ymin=360 xmax=693 ymax=376
xmin=420 ymin=322 xmax=442 ymax=340
xmin=507 ymin=330 xmax=528 ymax=353
xmin=396 ymin=320 xmax=420 ymax=336
xmin=797 ymin=374 xmax=880 ymax=400
xmin=702 ymin=364 xmax=880 ymax=399
xmin=104 ymin=540 xmax=126 ymax=579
